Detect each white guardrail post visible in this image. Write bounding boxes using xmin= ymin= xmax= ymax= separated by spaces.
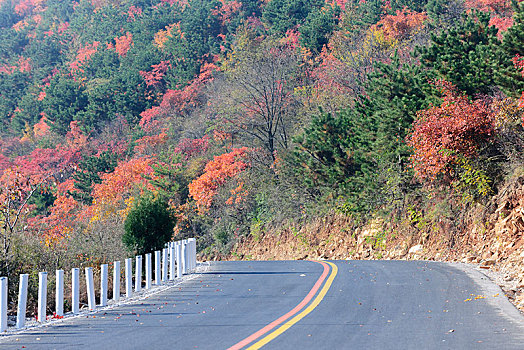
xmin=38 ymin=272 xmax=47 ymax=322
xmin=145 ymin=253 xmax=152 ymax=289
xmin=125 ymin=258 xmax=133 ymax=298
xmin=189 ymin=238 xmax=196 ymax=271
xmin=155 ymin=250 xmax=161 ymax=285
xmin=162 ymin=248 xmax=168 ymax=282
xmin=135 ymin=255 xmax=142 ymax=292
xmin=182 ymin=240 xmax=187 ymax=275
xmin=56 ymin=269 xmax=64 ymax=317
xmin=0 ymin=277 xmax=7 ymax=332
xmin=17 ymin=274 xmax=28 ymax=328
xmin=113 ymin=261 xmax=121 ymax=301
xmin=100 ymin=264 xmax=108 ymax=307
xmin=72 ymin=268 xmax=79 ymax=314
xmin=176 ymin=242 xmax=182 ymax=278
xmin=85 ymin=267 xmax=96 ymax=311
xmin=169 ymin=244 xmax=175 ymax=280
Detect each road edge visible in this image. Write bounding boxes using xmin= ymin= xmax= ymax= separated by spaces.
xmin=448 ymin=262 xmax=524 ymax=327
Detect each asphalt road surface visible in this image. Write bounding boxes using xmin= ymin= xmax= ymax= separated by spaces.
xmin=1 ymin=260 xmax=523 ymax=349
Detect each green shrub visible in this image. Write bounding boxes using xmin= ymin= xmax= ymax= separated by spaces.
xmin=123 ymin=195 xmax=175 ymax=255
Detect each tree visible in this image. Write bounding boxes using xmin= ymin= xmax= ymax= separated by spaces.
xmin=495 ymin=0 xmax=524 ymax=97
xmin=209 ymin=33 xmax=301 ymax=161
xmin=418 ymin=10 xmax=501 ymax=96
xmin=42 ymin=75 xmax=89 ymax=135
xmin=72 ymin=151 xmax=118 ymax=205
xmin=291 ymin=108 xmax=372 ymax=203
xmin=123 ymin=194 xmax=175 ymax=255
xmin=0 ymin=169 xmax=54 ymax=276
xmin=299 ymin=5 xmax=341 ymax=53
xmin=262 ymin=0 xmax=324 ymax=34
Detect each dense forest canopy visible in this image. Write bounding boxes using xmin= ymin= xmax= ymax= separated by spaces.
xmin=0 ymin=0 xmax=523 ymax=280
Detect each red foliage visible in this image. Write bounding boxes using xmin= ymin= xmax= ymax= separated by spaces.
xmin=280 ymin=29 xmax=300 ymax=50
xmin=408 ymin=81 xmax=495 ymax=180
xmin=139 ymin=60 xmax=171 ymax=87
xmin=174 ymin=136 xmax=210 ymax=160
xmin=134 ymin=132 xmax=168 ymax=154
xmin=159 ymin=0 xmax=188 ymax=7
xmin=0 ymin=56 xmax=32 ymax=75
xmin=489 ymin=15 xmax=513 ymax=35
xmin=139 ymin=62 xmax=217 ymax=131
xmin=188 ymin=147 xmax=250 ymax=211
xmin=18 ymin=56 xmax=31 ymax=73
xmin=57 ymin=22 xmax=69 ymax=35
xmin=211 ymin=0 xmax=242 ymax=25
xmin=127 ymin=5 xmax=143 ymax=21
xmin=12 ymin=145 xmax=80 ymax=181
xmin=465 ymin=0 xmax=514 ymax=14
xmin=513 ymin=55 xmax=524 ymax=77
xmin=513 ymin=55 xmax=524 ymax=108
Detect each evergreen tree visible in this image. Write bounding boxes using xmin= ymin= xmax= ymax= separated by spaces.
xmin=262 ymin=0 xmax=324 ymax=34
xmin=418 ymin=11 xmax=500 ymax=96
xmin=43 ymin=75 xmax=89 ymax=135
xmin=299 ymin=5 xmax=341 ymax=53
xmin=123 ymin=194 xmax=175 ymax=255
xmin=72 ymin=151 xmax=118 ymax=205
xmin=495 ymin=0 xmax=524 ymax=98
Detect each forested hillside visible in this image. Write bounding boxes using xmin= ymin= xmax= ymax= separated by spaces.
xmin=1 ymin=0 xmax=524 ymax=300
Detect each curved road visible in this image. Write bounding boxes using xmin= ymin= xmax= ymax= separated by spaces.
xmin=1 ymin=260 xmax=523 ymax=349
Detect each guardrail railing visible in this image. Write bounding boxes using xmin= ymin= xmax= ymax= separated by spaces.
xmin=0 ymin=238 xmax=197 ymax=332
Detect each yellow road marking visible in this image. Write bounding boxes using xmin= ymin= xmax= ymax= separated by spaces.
xmin=246 ymin=261 xmax=338 ymax=349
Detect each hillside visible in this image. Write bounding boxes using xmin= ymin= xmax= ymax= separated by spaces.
xmin=1 ymin=0 xmax=524 ymax=312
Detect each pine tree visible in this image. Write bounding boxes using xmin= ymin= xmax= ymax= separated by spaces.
xmin=72 ymin=151 xmax=118 ymax=204
xmin=418 ymin=10 xmax=500 ymax=96
xmin=495 ymin=0 xmax=524 ymax=98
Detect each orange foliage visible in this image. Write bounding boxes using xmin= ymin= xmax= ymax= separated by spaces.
xmin=70 ymin=42 xmax=100 ymax=77
xmin=33 ymin=114 xmax=50 ymax=138
xmin=188 ymin=147 xmax=250 ymax=211
xmin=66 ymin=121 xmax=88 ymax=149
xmin=465 ymin=0 xmax=513 ymax=14
xmin=154 ymin=23 xmax=178 ymax=50
xmin=91 ymin=157 xmax=155 ymax=208
xmin=372 ymin=7 xmax=427 ymax=42
xmin=113 ymin=32 xmax=133 ymax=57
xmin=39 ymin=179 xmax=78 ymax=246
xmin=225 ymin=181 xmax=248 ymax=205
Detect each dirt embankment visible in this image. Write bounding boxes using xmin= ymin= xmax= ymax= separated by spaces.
xmin=227 ymin=177 xmax=524 ymax=312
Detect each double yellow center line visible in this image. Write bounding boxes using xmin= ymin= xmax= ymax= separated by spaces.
xmin=229 ymin=261 xmax=338 ymax=350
